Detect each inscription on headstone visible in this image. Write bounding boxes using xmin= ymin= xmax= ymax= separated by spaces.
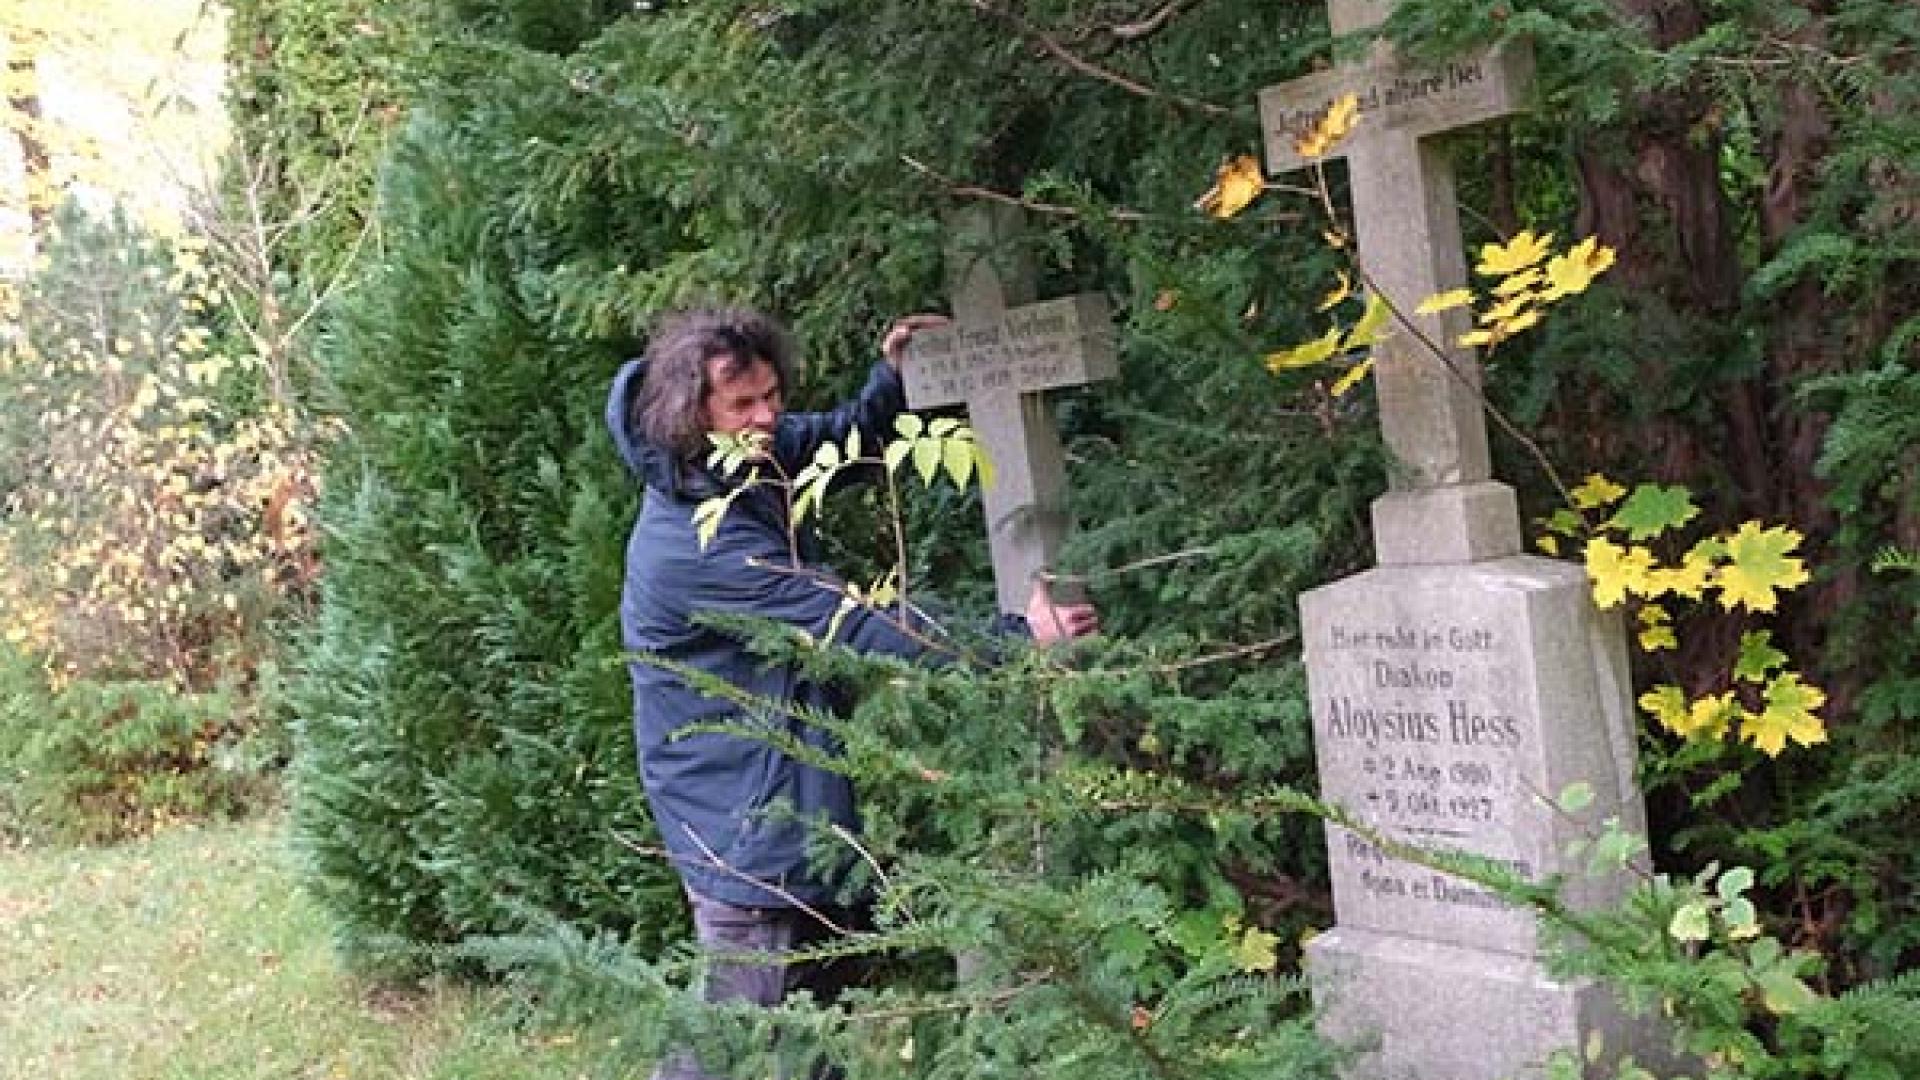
xmin=904 ymin=293 xmax=1117 ymax=409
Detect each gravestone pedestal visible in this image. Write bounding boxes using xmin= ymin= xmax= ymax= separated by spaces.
xmin=1299 ymin=554 xmax=1667 ymax=1080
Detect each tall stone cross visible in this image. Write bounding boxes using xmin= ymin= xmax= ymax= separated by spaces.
xmin=1260 ymin=0 xmax=1532 ymax=565
xmin=903 ymin=204 xmax=1117 ymax=615
xmin=1262 ymin=5 xmax=1677 ymax=1080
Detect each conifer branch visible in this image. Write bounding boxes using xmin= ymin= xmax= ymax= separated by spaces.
xmin=610 ymin=827 xmax=860 ymax=938
xmin=743 ymin=555 xmax=982 ymax=666
xmin=840 ymin=973 xmax=1053 ymax=1021
xmin=963 ymin=0 xmax=1234 ymax=118
xmin=899 ymin=155 xmax=1152 ymax=223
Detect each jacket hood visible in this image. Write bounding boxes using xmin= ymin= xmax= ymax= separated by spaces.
xmin=606 ymin=357 xmax=679 ymax=493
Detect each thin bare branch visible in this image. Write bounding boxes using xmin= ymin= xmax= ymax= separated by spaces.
xmin=964 ymin=0 xmax=1233 ymax=118
xmin=1106 ymin=0 xmax=1199 ymax=42
xmin=610 ymin=826 xmax=858 ymax=938
xmin=899 ymin=155 xmax=1151 ymax=223
xmin=1347 ymin=257 xmax=1576 ymax=509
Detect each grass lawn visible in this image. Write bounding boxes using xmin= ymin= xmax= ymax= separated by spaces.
xmin=0 ymin=815 xmax=624 ymax=1080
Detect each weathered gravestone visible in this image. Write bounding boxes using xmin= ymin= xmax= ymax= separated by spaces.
xmin=1261 ymin=4 xmax=1670 ymax=1078
xmin=903 ymin=203 xmax=1118 ymax=615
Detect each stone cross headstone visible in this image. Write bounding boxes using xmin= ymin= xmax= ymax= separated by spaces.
xmin=903 ymin=203 xmax=1118 ymax=615
xmin=1261 ymin=5 xmax=1673 ymax=1079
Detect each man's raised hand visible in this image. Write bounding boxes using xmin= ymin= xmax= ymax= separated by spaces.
xmin=882 ymin=313 xmax=951 ymax=370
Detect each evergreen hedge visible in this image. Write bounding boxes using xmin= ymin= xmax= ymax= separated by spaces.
xmin=227 ymin=0 xmax=1919 ymax=1068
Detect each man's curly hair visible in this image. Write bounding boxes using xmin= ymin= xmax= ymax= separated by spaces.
xmin=634 ymin=308 xmax=797 ymax=458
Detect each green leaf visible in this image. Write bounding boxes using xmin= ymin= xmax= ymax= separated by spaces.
xmin=1754 ymin=967 xmax=1819 ymax=1015
xmin=1342 ymin=295 xmax=1391 ymax=350
xmin=912 ymin=438 xmax=941 ymax=486
xmin=1717 ymin=865 xmax=1755 ymax=902
xmin=1717 ymin=522 xmax=1810 ymax=613
xmin=824 ymin=595 xmax=854 ymax=646
xmin=1734 ymin=631 xmax=1788 ymax=683
xmin=793 ymin=481 xmax=822 ymax=526
xmin=845 ymin=426 xmax=861 ymax=461
xmin=884 ymin=439 xmax=912 ymax=474
xmin=1724 ymin=898 xmax=1760 ymax=939
xmin=894 ymin=413 xmax=924 ymax=438
xmin=1264 ymin=326 xmax=1342 ymax=371
xmin=1608 ymin=484 xmax=1700 ymax=541
xmin=974 ymin=445 xmax=996 ymax=489
xmin=1590 ymin=820 xmax=1647 ymax=871
xmin=942 ymin=436 xmax=975 ymax=488
xmin=693 ymin=495 xmax=732 ymax=551
xmin=1545 ymin=508 xmax=1584 ymax=536
xmin=928 ymin=417 xmax=960 ymax=437
xmin=1231 ymin=926 xmax=1279 ymax=972
xmin=1669 ymin=901 xmax=1711 ymax=942
xmin=1557 ymin=782 xmax=1595 ymax=813
xmin=815 ymin=440 xmax=841 ymax=468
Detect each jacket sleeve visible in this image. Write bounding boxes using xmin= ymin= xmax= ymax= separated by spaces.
xmin=692 ymin=547 xmax=934 ymax=663
xmin=772 ymin=361 xmax=907 ymax=479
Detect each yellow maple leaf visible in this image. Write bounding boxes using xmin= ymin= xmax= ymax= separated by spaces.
xmin=1638 ymin=623 xmax=1678 ymax=651
xmin=1638 ymin=684 xmax=1690 ymax=735
xmin=1540 ymin=236 xmax=1618 ymax=301
xmin=1265 ymin=326 xmax=1343 ymax=372
xmin=1416 ymin=288 xmax=1474 ymax=315
xmin=1196 ymin=154 xmax=1266 ymax=219
xmin=1716 ymin=521 xmax=1811 ymax=613
xmin=1678 ymin=692 xmax=1741 ymax=741
xmin=1492 ymin=307 xmax=1542 ymax=337
xmin=1330 ymin=357 xmax=1374 ymax=397
xmin=1342 ymin=295 xmax=1391 ymax=350
xmin=1318 ymin=270 xmax=1353 ymax=312
xmin=1637 ymin=604 xmax=1675 ymax=649
xmin=1647 ymin=546 xmax=1716 ymax=600
xmin=1482 ymin=293 xmax=1533 ymax=324
xmin=1571 ymin=473 xmax=1628 ymax=510
xmin=1585 ymin=536 xmax=1657 ymax=609
xmin=1458 ymin=327 xmax=1498 ymax=348
xmin=1745 ymin=672 xmax=1827 ymax=756
xmin=1476 ymin=230 xmax=1554 ymax=277
xmin=1295 ymin=93 xmax=1361 ymax=160
xmin=1492 ymin=268 xmax=1543 ymax=298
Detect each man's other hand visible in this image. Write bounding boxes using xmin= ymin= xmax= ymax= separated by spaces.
xmin=1026 ymin=579 xmax=1099 ymax=645
xmin=882 ymin=314 xmax=952 ymax=370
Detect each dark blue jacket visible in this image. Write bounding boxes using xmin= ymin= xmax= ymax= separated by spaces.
xmin=606 ymin=357 xmax=929 ymax=907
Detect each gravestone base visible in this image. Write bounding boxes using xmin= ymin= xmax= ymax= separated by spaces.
xmin=1307 ymin=928 xmax=1664 ymax=1080
xmin=1300 ymin=556 xmax=1667 ymax=1080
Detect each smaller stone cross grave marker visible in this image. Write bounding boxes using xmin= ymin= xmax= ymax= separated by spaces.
xmin=903 ymin=204 xmax=1118 ymax=616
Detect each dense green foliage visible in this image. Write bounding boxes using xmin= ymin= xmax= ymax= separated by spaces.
xmin=221 ymin=0 xmax=1919 ymax=1074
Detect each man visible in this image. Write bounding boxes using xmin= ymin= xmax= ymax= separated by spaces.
xmin=605 ymin=308 xmax=1096 ymax=1077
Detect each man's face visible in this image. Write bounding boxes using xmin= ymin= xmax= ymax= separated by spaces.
xmin=701 ymin=354 xmax=783 ymax=451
